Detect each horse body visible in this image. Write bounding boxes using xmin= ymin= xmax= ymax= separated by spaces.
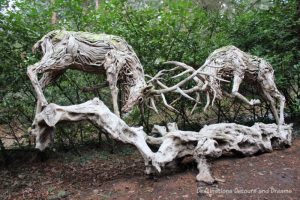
xmin=28 ymin=30 xmax=146 ymax=117
xmin=163 ymin=46 xmax=285 ymax=125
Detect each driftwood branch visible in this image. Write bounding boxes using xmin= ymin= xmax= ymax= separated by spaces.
xmin=81 ymin=82 xmax=109 ymax=93
xmin=147 ymin=122 xmax=292 ymax=183
xmin=29 ymin=98 xmax=158 ymax=171
xmin=30 ymin=98 xmax=292 ymax=184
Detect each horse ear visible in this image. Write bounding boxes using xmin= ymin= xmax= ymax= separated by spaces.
xmin=142 ymin=85 xmax=153 ymax=94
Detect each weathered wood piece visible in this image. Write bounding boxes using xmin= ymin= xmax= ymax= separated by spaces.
xmin=27 ymin=41 xmax=291 ymax=184
xmin=149 ymin=46 xmax=285 ymax=125
xmin=29 ymin=98 xmax=292 ymax=184
xmin=29 ymin=98 xmax=158 ymax=170
xmin=147 ymin=122 xmax=292 ymax=184
xmin=27 ymin=30 xmax=146 ymax=117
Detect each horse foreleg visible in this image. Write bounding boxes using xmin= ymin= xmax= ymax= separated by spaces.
xmin=231 ymin=75 xmax=261 ymax=106
xmin=27 ymin=63 xmax=48 ymax=109
xmin=34 ymin=70 xmax=65 ymax=114
xmin=110 ymin=84 xmax=120 ymax=117
xmin=106 ymin=72 xmax=120 ymax=117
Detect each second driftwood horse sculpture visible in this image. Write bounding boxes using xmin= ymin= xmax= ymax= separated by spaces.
xmin=27 ymin=30 xmax=147 ymax=117
xmin=148 ymin=46 xmax=285 ymax=125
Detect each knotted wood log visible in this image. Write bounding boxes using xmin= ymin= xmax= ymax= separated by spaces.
xmin=30 ymin=98 xmax=292 ymax=183
xmin=147 ymin=122 xmax=292 ymax=183
xmin=29 ymin=98 xmax=157 ymax=170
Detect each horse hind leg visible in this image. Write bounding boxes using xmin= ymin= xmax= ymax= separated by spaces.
xmin=261 ymin=89 xmax=280 ymax=125
xmin=279 ymin=93 xmax=286 ymax=125
xmin=259 ymin=67 xmax=285 ymax=125
xmin=271 ymin=90 xmax=285 ymax=125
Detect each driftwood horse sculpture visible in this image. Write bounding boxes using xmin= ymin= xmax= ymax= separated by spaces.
xmin=27 ymin=30 xmax=146 ymax=117
xmin=148 ymin=46 xmax=286 ymax=125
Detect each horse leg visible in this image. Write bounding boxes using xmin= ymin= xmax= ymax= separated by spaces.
xmin=262 ymin=86 xmax=285 ymax=125
xmin=231 ymin=74 xmax=261 ymax=106
xmin=258 ymin=62 xmax=285 ymax=125
xmin=27 ymin=63 xmax=48 ymax=108
xmin=261 ymin=88 xmax=280 ymax=124
xmin=104 ymin=50 xmax=124 ymax=117
xmin=35 ymin=70 xmax=65 ymax=114
xmin=266 ymin=76 xmax=285 ymax=125
xmin=106 ymin=72 xmax=120 ymax=117
xmin=277 ymin=92 xmax=286 ymax=125
xmin=110 ymin=82 xmax=120 ymax=117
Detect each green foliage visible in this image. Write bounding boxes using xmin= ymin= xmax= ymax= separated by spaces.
xmin=226 ymin=0 xmax=300 ymax=113
xmin=0 ymin=0 xmax=299 ymax=148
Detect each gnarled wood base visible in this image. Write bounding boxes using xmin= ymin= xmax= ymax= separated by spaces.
xmin=30 ymin=98 xmax=292 ymax=184
xmin=147 ymin=122 xmax=292 ymax=184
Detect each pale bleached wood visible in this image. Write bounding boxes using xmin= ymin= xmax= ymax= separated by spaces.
xmin=27 ymin=30 xmax=146 ymax=117
xmin=30 ymin=98 xmax=292 ymax=184
xmin=30 ymin=98 xmax=159 ymax=171
xmin=150 ymin=46 xmax=285 ymax=125
xmin=147 ymin=122 xmax=292 ymax=184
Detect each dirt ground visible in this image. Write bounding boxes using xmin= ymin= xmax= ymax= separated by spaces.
xmin=0 ymin=137 xmax=299 ymax=200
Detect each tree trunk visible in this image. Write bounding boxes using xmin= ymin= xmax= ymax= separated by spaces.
xmin=297 ymin=0 xmax=300 ymax=49
xmin=297 ymin=0 xmax=300 ymax=21
xmin=51 ymin=0 xmax=57 ymax=24
xmin=95 ymin=0 xmax=99 ymax=9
